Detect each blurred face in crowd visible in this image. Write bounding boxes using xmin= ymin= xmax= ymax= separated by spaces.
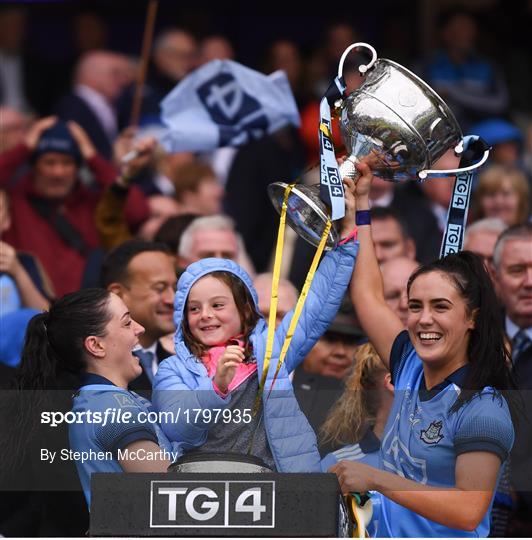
xmin=381 ymin=257 xmax=419 ymax=327
xmin=372 ymin=217 xmax=415 ymax=264
xmin=442 ymin=13 xmax=477 ymax=54
xmin=253 ymin=277 xmax=298 ymax=328
xmin=303 ymin=331 xmax=358 ymax=379
xmin=137 ymin=195 xmax=181 ymax=241
xmin=154 ymin=31 xmax=197 ymax=82
xmin=199 ymin=36 xmax=234 ymax=64
xmin=182 ymin=177 xmax=224 ymax=216
xmin=112 ymin=251 xmax=177 ymax=347
xmin=479 ymin=176 xmax=520 ymax=226
xmin=77 ymin=52 xmax=131 ymax=102
xmin=268 ymin=40 xmax=302 ymax=87
xmin=495 ymin=239 xmax=532 ymax=328
xmin=187 ymin=228 xmax=239 ymax=262
xmin=463 ymin=229 xmax=500 ymax=269
xmin=421 ymin=150 xmax=458 ymax=208
xmin=33 ymin=152 xmax=78 ymax=199
xmin=0 ymin=107 xmax=31 ymax=152
xmin=0 ymin=8 xmax=26 ymax=52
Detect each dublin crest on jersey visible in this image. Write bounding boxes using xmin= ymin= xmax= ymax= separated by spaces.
xmin=420 ymin=420 xmax=444 ymax=444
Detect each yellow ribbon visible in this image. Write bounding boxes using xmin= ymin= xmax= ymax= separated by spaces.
xmin=266 ymin=219 xmax=331 ymax=396
xmin=253 ymin=183 xmax=293 ymax=415
xmin=344 ymin=494 xmax=372 ymax=538
xmin=319 ymin=122 xmax=332 ymax=138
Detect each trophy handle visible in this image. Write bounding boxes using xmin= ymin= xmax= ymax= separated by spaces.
xmin=338 ymin=42 xmax=378 ymax=78
xmin=417 ymin=140 xmax=491 ymax=180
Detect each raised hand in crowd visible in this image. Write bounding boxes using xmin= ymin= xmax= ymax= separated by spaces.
xmin=23 ymin=116 xmax=58 ymax=151
xmin=112 ymin=127 xmax=157 ymax=185
xmin=67 ymin=121 xmax=97 ymax=161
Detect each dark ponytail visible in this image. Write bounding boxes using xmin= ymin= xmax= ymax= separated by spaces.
xmin=407 ymin=251 xmax=520 ymax=422
xmin=2 ymin=289 xmax=112 ymax=476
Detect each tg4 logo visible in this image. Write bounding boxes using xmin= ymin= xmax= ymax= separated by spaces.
xmin=150 ymin=480 xmax=275 ymax=528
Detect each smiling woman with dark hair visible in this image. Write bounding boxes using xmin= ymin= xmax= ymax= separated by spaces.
xmin=338 ymin=163 xmax=519 ymax=538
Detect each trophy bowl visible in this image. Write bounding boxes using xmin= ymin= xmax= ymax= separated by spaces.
xmin=339 ymin=57 xmax=462 ymax=183
xmin=268 ymin=181 xmax=339 ymax=251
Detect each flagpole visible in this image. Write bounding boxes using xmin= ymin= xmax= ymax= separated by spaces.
xmin=130 ymin=0 xmax=159 ymax=127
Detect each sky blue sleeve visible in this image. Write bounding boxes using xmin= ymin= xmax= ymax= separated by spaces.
xmin=454 ymin=392 xmax=514 ymax=462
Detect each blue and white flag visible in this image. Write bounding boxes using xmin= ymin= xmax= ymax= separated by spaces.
xmin=160 ymin=60 xmax=300 ymax=153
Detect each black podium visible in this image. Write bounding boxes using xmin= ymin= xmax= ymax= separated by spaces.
xmin=90 ymin=472 xmax=350 ymax=537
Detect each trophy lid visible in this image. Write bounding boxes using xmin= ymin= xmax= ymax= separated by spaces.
xmin=267 ymin=182 xmax=339 ymax=250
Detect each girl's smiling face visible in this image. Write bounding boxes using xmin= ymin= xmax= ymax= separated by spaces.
xmin=407 ymin=271 xmax=475 ymax=369
xmin=186 ymin=275 xmax=242 ymax=346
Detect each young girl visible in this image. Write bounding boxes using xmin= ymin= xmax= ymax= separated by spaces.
xmin=8 ymin=288 xmax=179 ymax=507
xmin=153 ymin=180 xmax=359 ymax=472
xmin=332 ymin=162 xmax=518 ymax=537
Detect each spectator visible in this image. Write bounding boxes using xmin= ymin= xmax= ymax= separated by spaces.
xmin=100 ymin=240 xmax=177 ymax=398
xmin=0 ymin=5 xmax=57 ymax=115
xmin=381 ymin=257 xmax=420 ymax=327
xmin=471 ymin=118 xmax=524 ymax=168
xmin=117 ymin=28 xmax=197 ymax=128
xmin=371 ymin=207 xmax=416 ymax=264
xmin=391 ymin=150 xmax=460 ymax=263
xmin=0 ymin=117 xmax=147 ymax=296
xmin=137 ymin=195 xmax=181 ymax=241
xmin=177 ymin=215 xmax=255 ymax=276
xmin=293 ymin=297 xmax=365 ymax=455
xmin=0 ymin=106 xmax=31 ymax=153
xmin=198 ymin=35 xmax=235 ymax=65
xmin=171 ymin=161 xmax=224 ymax=216
xmin=492 ymin=224 xmax=532 ymax=535
xmin=0 ymin=189 xmax=51 ymax=314
xmin=320 ymin=343 xmax=393 ymax=536
xmin=463 ymin=217 xmax=507 ymax=269
xmin=253 ymin=272 xmax=298 ymax=328
xmin=153 ymin=214 xmax=199 ymax=257
xmin=415 ymin=8 xmax=509 ymax=130
xmin=471 ymin=164 xmax=530 ymax=226
xmin=55 ymin=50 xmax=132 ymax=159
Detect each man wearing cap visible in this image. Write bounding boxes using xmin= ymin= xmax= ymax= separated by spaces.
xmin=293 ymin=298 xmax=365 ymax=455
xmin=0 ymin=116 xmax=147 ymax=296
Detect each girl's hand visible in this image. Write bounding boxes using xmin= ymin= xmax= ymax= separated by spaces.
xmin=213 ymin=345 xmax=245 ymax=394
xmin=338 ymin=176 xmax=356 ymax=238
xmin=329 ymin=460 xmax=378 ymax=494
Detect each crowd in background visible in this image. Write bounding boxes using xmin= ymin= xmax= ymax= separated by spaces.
xmin=0 ymin=2 xmax=531 ymax=537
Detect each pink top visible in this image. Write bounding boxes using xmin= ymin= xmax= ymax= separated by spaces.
xmin=201 ymin=338 xmax=257 ymax=397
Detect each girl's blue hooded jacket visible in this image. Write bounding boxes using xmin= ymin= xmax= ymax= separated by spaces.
xmin=152 ymin=241 xmax=358 ymax=472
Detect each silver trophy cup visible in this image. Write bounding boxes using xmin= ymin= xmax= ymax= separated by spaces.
xmin=268 ymin=42 xmax=490 ymax=249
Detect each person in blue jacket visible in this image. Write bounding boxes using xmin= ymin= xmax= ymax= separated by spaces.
xmin=153 ymin=178 xmax=359 ymax=473
xmin=12 ymin=288 xmax=180 ymax=506
xmin=332 ymin=163 xmax=519 ymax=537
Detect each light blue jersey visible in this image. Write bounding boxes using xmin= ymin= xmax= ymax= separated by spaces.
xmin=321 ymin=429 xmax=382 ymax=537
xmin=69 ymin=373 xmax=181 ymax=507
xmin=377 ymin=331 xmax=514 ymax=538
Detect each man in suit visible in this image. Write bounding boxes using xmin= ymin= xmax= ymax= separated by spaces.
xmin=492 ymin=223 xmax=532 ymax=535
xmin=55 ymin=51 xmax=131 ymax=159
xmin=100 ymin=240 xmax=177 ymax=398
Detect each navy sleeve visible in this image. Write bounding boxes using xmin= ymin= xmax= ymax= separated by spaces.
xmin=389 ymin=330 xmax=413 ymax=385
xmin=454 ymin=393 xmax=514 ymax=462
